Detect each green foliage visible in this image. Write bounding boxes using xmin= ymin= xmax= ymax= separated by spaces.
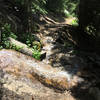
xmin=32 ymin=0 xmax=47 ymax=14
xmin=86 ymin=25 xmax=96 ymax=36
xmin=32 ymin=49 xmax=41 ymax=60
xmin=14 ymin=0 xmax=79 ymax=16
xmin=65 ymin=0 xmax=79 ymax=17
xmin=71 ymin=18 xmax=78 ymax=26
xmin=2 ymin=23 xmax=17 ymax=39
xmin=1 ymin=23 xmax=22 ymax=51
xmin=25 ymin=35 xmax=42 ymax=60
xmin=63 ymin=9 xmax=71 ymax=17
xmin=25 ymin=34 xmax=34 ymax=47
xmin=18 ymin=33 xmax=42 ymax=60
xmin=46 ymin=0 xmax=79 ymax=17
xmin=32 ymin=41 xmax=42 ymax=51
xmin=11 ymin=44 xmax=23 ymax=51
xmin=0 ymin=46 xmax=3 ymax=50
xmin=6 ymin=0 xmax=79 ymax=19
xmin=1 ymin=23 xmax=17 ymax=49
xmin=0 ymin=23 xmax=41 ymax=60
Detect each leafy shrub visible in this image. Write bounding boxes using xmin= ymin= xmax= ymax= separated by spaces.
xmin=71 ymin=18 xmax=78 ymax=26
xmin=11 ymin=44 xmax=23 ymax=51
xmin=32 ymin=0 xmax=47 ymax=14
xmin=32 ymin=49 xmax=41 ymax=60
xmin=65 ymin=0 xmax=79 ymax=17
xmin=0 ymin=23 xmax=41 ymax=60
xmin=1 ymin=23 xmax=17 ymax=49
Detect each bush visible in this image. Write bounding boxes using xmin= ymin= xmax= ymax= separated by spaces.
xmin=46 ymin=0 xmax=79 ymax=17
xmin=1 ymin=23 xmax=17 ymax=49
xmin=0 ymin=23 xmax=42 ymax=60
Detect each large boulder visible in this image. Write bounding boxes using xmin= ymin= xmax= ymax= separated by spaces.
xmin=0 ymin=49 xmax=79 ymax=100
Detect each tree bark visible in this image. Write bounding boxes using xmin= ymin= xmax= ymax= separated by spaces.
xmin=77 ymin=0 xmax=100 ymax=53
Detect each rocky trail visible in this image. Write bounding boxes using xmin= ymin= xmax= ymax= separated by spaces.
xmin=0 ymin=14 xmax=100 ymax=100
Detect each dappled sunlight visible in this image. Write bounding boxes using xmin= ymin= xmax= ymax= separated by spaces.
xmin=0 ymin=0 xmax=100 ymax=100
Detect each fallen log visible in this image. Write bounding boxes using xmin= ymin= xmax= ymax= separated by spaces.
xmin=8 ymin=37 xmax=33 ymax=56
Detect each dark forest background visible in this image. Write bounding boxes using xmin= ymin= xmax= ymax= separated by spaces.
xmin=0 ymin=0 xmax=100 ymax=57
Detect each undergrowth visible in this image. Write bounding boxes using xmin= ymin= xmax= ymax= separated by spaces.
xmin=0 ymin=23 xmax=41 ymax=60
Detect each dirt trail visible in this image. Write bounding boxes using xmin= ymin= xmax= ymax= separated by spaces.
xmin=35 ymin=15 xmax=100 ymax=100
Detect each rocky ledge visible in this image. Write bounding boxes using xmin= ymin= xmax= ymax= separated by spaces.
xmin=0 ymin=49 xmax=83 ymax=100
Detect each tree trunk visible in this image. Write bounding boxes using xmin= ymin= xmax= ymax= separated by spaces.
xmin=77 ymin=0 xmax=100 ymax=53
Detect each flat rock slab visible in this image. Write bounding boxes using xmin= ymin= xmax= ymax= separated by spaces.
xmin=0 ymin=71 xmax=75 ymax=100
xmin=0 ymin=49 xmax=74 ymax=90
xmin=0 ymin=49 xmax=82 ymax=100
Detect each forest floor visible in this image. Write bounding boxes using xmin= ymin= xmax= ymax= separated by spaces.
xmin=0 ymin=10 xmax=100 ymax=100
xmin=34 ymin=13 xmax=100 ymax=100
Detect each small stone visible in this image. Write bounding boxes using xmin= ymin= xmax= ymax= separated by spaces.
xmin=24 ymin=95 xmax=34 ymax=100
